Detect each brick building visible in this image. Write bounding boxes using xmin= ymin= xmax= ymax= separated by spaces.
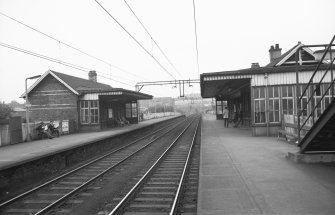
xmin=22 ymin=70 xmax=152 ymax=132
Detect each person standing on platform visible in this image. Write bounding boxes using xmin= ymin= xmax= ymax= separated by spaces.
xmin=223 ymin=106 xmax=229 ymax=128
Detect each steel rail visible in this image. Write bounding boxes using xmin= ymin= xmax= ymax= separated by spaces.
xmin=34 ymin=118 xmax=188 ymax=215
xmin=108 ymin=115 xmax=198 ymax=215
xmin=169 ymin=116 xmax=200 ymax=215
xmin=0 ymin=118 xmax=184 ymax=210
xmin=0 ymin=119 xmax=179 ymax=208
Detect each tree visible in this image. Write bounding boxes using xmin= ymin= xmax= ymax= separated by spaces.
xmin=8 ymin=100 xmax=25 ymax=109
xmin=0 ymin=102 xmax=13 ymax=119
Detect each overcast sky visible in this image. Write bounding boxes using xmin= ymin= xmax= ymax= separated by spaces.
xmin=0 ymin=0 xmax=334 ymax=103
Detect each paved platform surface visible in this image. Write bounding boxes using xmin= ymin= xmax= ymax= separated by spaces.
xmin=0 ymin=116 xmax=178 ymax=170
xmin=198 ymin=114 xmax=335 ymax=215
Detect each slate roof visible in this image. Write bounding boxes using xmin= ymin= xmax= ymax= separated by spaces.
xmin=201 ymin=41 xmax=329 ymax=80
xmin=51 ymin=71 xmax=112 ymax=92
xmin=22 ymin=70 xmax=152 ymax=99
xmin=265 ymin=43 xmax=300 ymax=67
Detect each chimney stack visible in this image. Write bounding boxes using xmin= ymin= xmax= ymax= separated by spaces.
xmin=251 ymin=62 xmax=260 ymax=68
xmin=269 ymin=43 xmax=282 ymax=63
xmin=88 ymin=70 xmax=97 ymax=82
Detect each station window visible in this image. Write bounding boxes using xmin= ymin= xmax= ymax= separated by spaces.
xmin=80 ymin=100 xmax=99 ymax=124
xmin=216 ymin=100 xmax=223 ymax=115
xmin=132 ymin=103 xmax=138 ymax=117
xmin=254 ymin=87 xmax=266 ymax=123
xmin=323 ymin=83 xmax=332 ymax=110
xmin=313 ymin=84 xmax=322 ymax=119
xmin=282 ymin=86 xmax=294 ymax=115
xmin=126 ymin=103 xmax=131 ymax=118
xmin=298 ymin=84 xmax=309 ymax=116
xmin=268 ymin=86 xmax=280 ymax=122
xmin=126 ymin=102 xmax=138 ymax=118
xmin=108 ymin=108 xmax=113 ymax=118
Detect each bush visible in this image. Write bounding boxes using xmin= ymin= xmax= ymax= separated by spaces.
xmin=0 ymin=102 xmax=13 ymax=119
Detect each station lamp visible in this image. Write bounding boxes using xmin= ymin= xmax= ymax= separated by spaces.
xmin=25 ymin=75 xmax=41 ymax=141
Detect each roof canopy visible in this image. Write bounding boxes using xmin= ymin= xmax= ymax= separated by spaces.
xmin=80 ymin=88 xmax=153 ymax=101
xmin=200 ymin=41 xmax=330 ymax=99
xmin=21 ymin=70 xmax=152 ymax=100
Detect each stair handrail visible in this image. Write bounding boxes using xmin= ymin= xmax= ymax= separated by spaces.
xmin=298 ymin=60 xmax=335 ymax=134
xmin=296 ymin=35 xmax=335 ymax=144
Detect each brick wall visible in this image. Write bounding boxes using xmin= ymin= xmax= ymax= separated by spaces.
xmin=28 ymin=74 xmax=79 ymax=132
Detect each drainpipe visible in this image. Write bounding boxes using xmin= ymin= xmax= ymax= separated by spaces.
xmin=264 ymin=73 xmax=269 ymax=136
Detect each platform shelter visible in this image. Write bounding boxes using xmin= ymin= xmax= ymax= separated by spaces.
xmin=201 ymin=42 xmax=332 ymax=136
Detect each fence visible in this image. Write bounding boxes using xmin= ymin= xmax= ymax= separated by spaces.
xmin=142 ymin=112 xmax=176 ymax=120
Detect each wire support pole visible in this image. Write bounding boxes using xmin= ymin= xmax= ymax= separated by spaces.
xmin=94 ymin=0 xmax=176 ymax=80
xmin=192 ymin=0 xmax=200 ymax=77
xmin=136 ymin=79 xmax=200 ymax=86
xmin=135 ymin=79 xmax=199 ymax=96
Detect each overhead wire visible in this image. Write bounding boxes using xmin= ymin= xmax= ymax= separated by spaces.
xmin=0 ymin=11 xmax=146 ymax=81
xmin=0 ymin=41 xmax=136 ymax=87
xmin=123 ymin=0 xmax=183 ymax=79
xmin=94 ymin=0 xmax=176 ymax=80
xmin=192 ymin=0 xmax=200 ymax=77
xmin=0 ymin=12 xmax=157 ymax=95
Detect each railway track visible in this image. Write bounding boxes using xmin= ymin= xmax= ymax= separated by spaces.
xmin=108 ymin=115 xmax=201 ymax=215
xmin=0 ymin=116 xmax=193 ymax=215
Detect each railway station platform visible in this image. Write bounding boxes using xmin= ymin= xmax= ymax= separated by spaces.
xmin=0 ymin=115 xmax=179 ymax=171
xmin=198 ymin=114 xmax=335 ymax=215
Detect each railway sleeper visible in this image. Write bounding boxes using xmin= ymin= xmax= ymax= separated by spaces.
xmin=142 ymin=187 xmax=176 ymax=192
xmin=127 ymin=203 xmax=171 ymax=211
xmin=138 ymin=191 xmax=175 ymax=197
xmin=147 ymin=181 xmax=178 ymax=185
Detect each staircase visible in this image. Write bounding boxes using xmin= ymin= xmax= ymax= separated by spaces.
xmin=297 ymin=35 xmax=335 ymax=153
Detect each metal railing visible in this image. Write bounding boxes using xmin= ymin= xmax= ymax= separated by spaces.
xmin=296 ymin=35 xmax=335 ymax=143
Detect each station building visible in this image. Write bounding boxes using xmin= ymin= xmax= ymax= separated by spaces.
xmin=22 ymin=70 xmax=152 ymax=132
xmin=200 ymin=42 xmax=332 ymax=136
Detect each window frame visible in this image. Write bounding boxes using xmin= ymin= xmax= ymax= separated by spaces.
xmin=282 ymin=85 xmax=294 ymax=115
xmin=80 ymin=100 xmax=99 ymax=125
xmin=298 ymin=84 xmax=309 ymax=117
xmin=254 ymin=87 xmax=266 ymax=124
xmin=268 ymin=86 xmax=280 ymax=123
xmin=126 ymin=101 xmax=138 ymax=118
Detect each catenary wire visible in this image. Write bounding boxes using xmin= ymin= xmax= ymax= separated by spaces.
xmin=123 ymin=0 xmax=183 ymax=79
xmin=94 ymin=0 xmax=176 ymax=80
xmin=0 ymin=11 xmax=147 ymax=81
xmin=192 ymin=0 xmax=200 ymax=77
xmin=0 ymin=41 xmax=156 ymax=95
xmin=0 ymin=41 xmax=137 ymax=87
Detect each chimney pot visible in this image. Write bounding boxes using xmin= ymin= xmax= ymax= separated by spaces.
xmin=89 ymin=70 xmax=97 ymax=82
xmin=251 ymin=62 xmax=260 ymax=68
xmin=269 ymin=43 xmax=282 ymax=63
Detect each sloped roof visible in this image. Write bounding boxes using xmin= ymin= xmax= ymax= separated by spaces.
xmin=265 ymin=42 xmax=320 ymax=67
xmin=266 ymin=43 xmax=300 ymax=67
xmin=21 ymin=70 xmax=112 ymax=97
xmin=21 ymin=70 xmax=152 ymax=99
xmin=51 ymin=71 xmax=112 ymax=93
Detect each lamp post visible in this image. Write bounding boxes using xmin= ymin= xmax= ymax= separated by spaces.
xmin=25 ymin=75 xmax=41 ymax=141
